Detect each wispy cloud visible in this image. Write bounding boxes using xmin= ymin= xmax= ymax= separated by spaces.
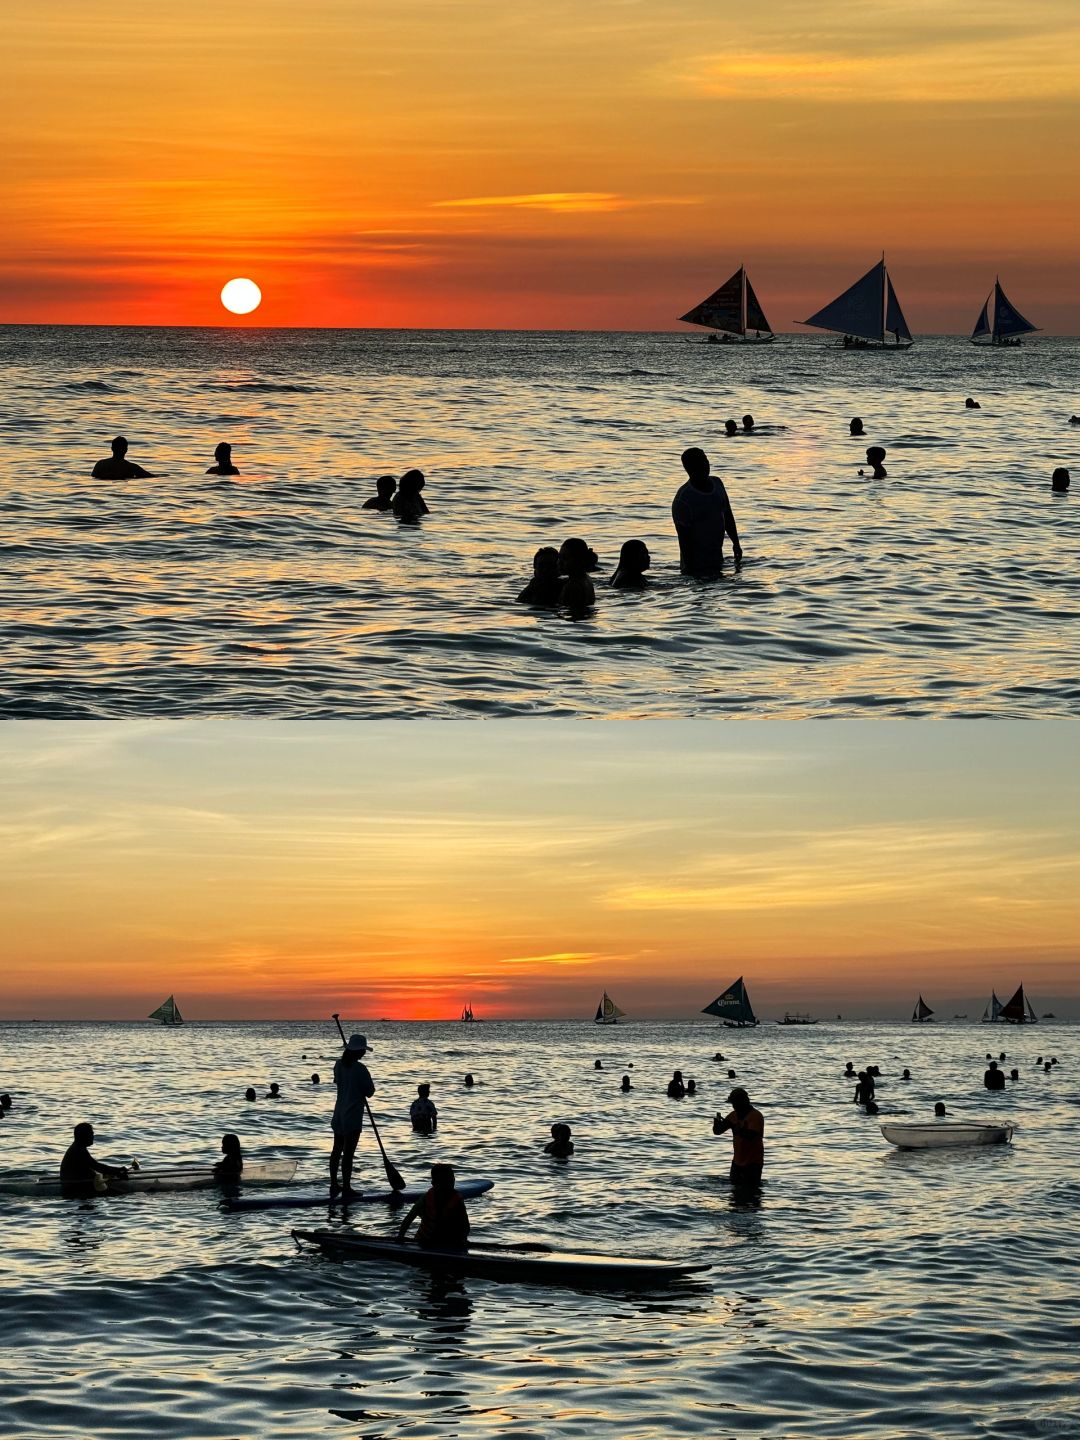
xmin=433 ymin=192 xmax=698 ymax=213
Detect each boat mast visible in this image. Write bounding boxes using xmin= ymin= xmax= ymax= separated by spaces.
xmin=740 ymin=264 xmax=747 ymax=338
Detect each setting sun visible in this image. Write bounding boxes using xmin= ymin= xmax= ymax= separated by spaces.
xmin=220 ymin=277 xmax=262 ymax=315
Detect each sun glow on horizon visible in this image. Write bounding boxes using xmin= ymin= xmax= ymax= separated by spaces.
xmin=220 ymin=278 xmax=262 ymax=315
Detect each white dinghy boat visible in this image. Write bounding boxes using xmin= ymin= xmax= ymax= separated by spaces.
xmin=880 ymin=1122 xmax=1014 ymax=1150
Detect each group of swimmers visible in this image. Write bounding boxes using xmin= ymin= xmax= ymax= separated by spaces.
xmin=840 ymin=1050 xmax=1058 ymax=1115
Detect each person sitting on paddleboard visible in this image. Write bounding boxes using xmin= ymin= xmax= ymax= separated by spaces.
xmin=544 ymin=1123 xmax=574 ymax=1157
xmin=60 ymin=1122 xmax=129 ymax=1195
xmin=712 ymin=1088 xmax=764 ymax=1187
xmin=410 ymin=1083 xmax=438 ymax=1134
xmin=396 ymin=1164 xmax=471 ymax=1250
xmin=214 ymin=1133 xmax=243 ymax=1181
xmin=330 ymin=1033 xmax=375 ymax=1199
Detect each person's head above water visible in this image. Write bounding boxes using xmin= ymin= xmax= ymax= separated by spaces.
xmin=616 ymin=539 xmax=651 ymax=575
xmin=74 ymin=1122 xmax=95 ymax=1146
xmin=268 ymin=1082 xmax=280 ymax=1095
xmin=724 ymin=419 xmax=738 ymax=437
xmin=214 ymin=442 xmax=232 ymax=463
xmin=464 ymin=1072 xmax=474 ymax=1086
xmin=559 ymin=537 xmax=593 ymax=576
xmin=417 ymin=1083 xmax=431 ymax=1098
xmin=866 ymin=446 xmax=886 ymax=466
xmin=1051 ymin=467 xmax=1070 ymax=492
xmin=110 ymin=437 xmax=129 ymax=457
xmin=741 ymin=414 xmax=754 ymax=432
xmin=550 ymin=1123 xmax=572 ymax=1141
xmin=965 ymin=397 xmax=981 ymax=409
xmin=221 ymin=1132 xmax=241 ymax=1157
xmin=244 ymin=1087 xmax=256 ymax=1101
xmin=621 ymin=1074 xmax=631 ymax=1090
xmin=934 ymin=1101 xmax=947 ymax=1117
xmin=727 ymin=1086 xmax=751 ymax=1114
xmin=311 ymin=1073 xmax=320 ymax=1084
xmin=987 ymin=1060 xmax=998 ymax=1071
xmin=533 ymin=546 xmax=559 ymax=576
xmin=850 ymin=418 xmax=865 ymax=436
xmin=680 ymin=447 xmax=711 ymax=482
xmin=430 ymin=1162 xmax=456 ymax=1193
xmin=399 ymin=468 xmax=425 ymax=495
xmin=375 ymin=474 xmax=396 ymax=500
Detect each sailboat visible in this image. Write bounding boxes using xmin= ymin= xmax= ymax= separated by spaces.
xmin=998 ymin=984 xmax=1038 ymax=1024
xmin=970 ymin=279 xmax=1039 ymax=347
xmin=593 ymin=991 xmax=625 ymax=1025
xmin=981 ymin=990 xmax=1003 ymax=1023
xmin=461 ymin=1003 xmax=475 ymax=1023
xmin=702 ymin=977 xmax=759 ymax=1028
xmin=148 ymin=995 xmax=183 ymax=1026
xmin=800 ymin=257 xmax=913 ymax=350
xmin=912 ymin=995 xmax=934 ymax=1023
xmin=679 ymin=266 xmax=775 ymax=345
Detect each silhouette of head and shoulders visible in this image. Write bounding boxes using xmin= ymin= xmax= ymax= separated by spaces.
xmin=206 ymin=442 xmax=239 ymax=476
xmin=92 ymin=436 xmax=154 ymax=480
xmin=363 ymin=474 xmax=397 ymax=511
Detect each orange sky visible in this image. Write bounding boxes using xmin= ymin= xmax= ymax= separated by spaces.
xmin=2 ymin=722 xmax=1077 ymax=1020
xmin=3 ymin=0 xmax=1078 ymax=329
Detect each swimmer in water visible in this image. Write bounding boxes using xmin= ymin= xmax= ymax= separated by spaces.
xmin=965 ymin=398 xmax=981 ymax=410
xmin=464 ymin=1073 xmax=474 ymax=1088
xmin=214 ymin=1133 xmax=243 ymax=1180
xmin=853 ymin=1071 xmax=876 ymax=1106
xmin=311 ymin=1073 xmax=320 ymax=1084
xmin=741 ymin=414 xmax=755 ymax=433
xmin=860 ymin=446 xmax=887 ymax=478
xmin=517 ymin=546 xmax=562 ymax=606
xmin=544 ymin=1123 xmax=574 ymax=1157
xmin=1051 ymin=468 xmax=1070 ymax=493
xmin=410 ymin=1083 xmax=438 ymax=1134
xmin=265 ymin=1083 xmax=282 ymax=1099
xmin=984 ymin=1060 xmax=1005 ymax=1091
xmin=362 ymin=474 xmax=397 ymax=511
xmin=206 ymin=442 xmax=239 ymax=475
xmin=91 ymin=436 xmax=156 ymax=480
xmin=0 ymin=1093 xmax=10 ymax=1109
xmin=621 ymin=1074 xmax=632 ymax=1091
xmin=609 ymin=540 xmax=651 ymax=589
xmin=667 ymin=1070 xmax=686 ymax=1099
xmin=1069 ymin=416 xmax=1080 ymax=426
xmin=934 ymin=1102 xmax=947 ymax=1117
xmin=594 ymin=1060 xmax=603 ymax=1070
xmin=724 ymin=419 xmax=739 ymax=437
xmin=392 ymin=468 xmax=429 ymax=521
xmin=849 ymin=418 xmax=865 ymax=436
xmin=557 ymin=537 xmax=596 ymax=611
xmin=901 ymin=1068 xmax=911 ymax=1081
xmin=844 ymin=1062 xmax=856 ymax=1077
xmin=686 ymin=1078 xmax=697 ymax=1096
xmin=244 ymin=1087 xmax=256 ymax=1102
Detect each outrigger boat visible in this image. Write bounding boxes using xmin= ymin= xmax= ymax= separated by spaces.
xmin=149 ymin=995 xmax=183 ymax=1026
xmin=970 ymin=279 xmax=1038 ymax=347
xmin=679 ymin=265 xmax=775 ymax=344
xmin=982 ymin=984 xmax=1038 ymax=1023
xmin=800 ymin=256 xmax=913 ymax=350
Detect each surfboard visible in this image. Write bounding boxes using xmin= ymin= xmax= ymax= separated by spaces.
xmin=293 ymin=1228 xmax=710 ymax=1288
xmin=0 ymin=1159 xmax=297 ymax=1197
xmin=229 ymin=1177 xmax=495 ymax=1212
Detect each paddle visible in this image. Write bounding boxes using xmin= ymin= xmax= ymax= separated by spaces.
xmin=331 ymin=1013 xmax=406 ymax=1192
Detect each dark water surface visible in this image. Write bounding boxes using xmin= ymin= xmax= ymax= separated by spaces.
xmin=1 ymin=327 xmax=1077 ymax=718
xmin=2 ymin=1019 xmax=1077 ymax=1438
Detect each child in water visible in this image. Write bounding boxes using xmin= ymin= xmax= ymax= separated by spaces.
xmin=214 ymin=1133 xmax=243 ymax=1180
xmin=517 ymin=547 xmax=562 ymax=606
xmin=557 ymin=539 xmax=595 ymax=611
xmin=392 ymin=469 xmax=429 ymax=521
xmin=410 ymin=1083 xmax=438 ymax=1134
xmin=362 ymin=474 xmax=397 ymax=511
xmin=396 ymin=1164 xmax=470 ymax=1249
xmin=544 ymin=1123 xmax=574 ymax=1157
xmin=609 ymin=540 xmax=651 ymax=589
xmin=860 ymin=446 xmax=887 ymax=478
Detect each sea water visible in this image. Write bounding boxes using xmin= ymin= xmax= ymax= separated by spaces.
xmin=0 ymin=327 xmax=1077 ymax=719
xmin=1 ymin=1018 xmax=1077 ymax=1438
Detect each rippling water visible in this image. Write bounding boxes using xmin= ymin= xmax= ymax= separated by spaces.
xmin=1 ymin=327 xmax=1077 ymax=718
xmin=2 ymin=1019 xmax=1077 ymax=1438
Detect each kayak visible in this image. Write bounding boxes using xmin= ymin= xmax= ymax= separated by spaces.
xmin=0 ymin=1159 xmax=298 ymax=1197
xmin=880 ymin=1123 xmax=1014 ymax=1150
xmin=293 ymin=1228 xmax=711 ymax=1289
xmin=229 ymin=1177 xmax=494 ymax=1212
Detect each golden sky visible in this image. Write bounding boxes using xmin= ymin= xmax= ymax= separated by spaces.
xmin=1 ymin=721 xmax=1077 ymax=1020
xmin=3 ymin=0 xmax=1078 ymax=328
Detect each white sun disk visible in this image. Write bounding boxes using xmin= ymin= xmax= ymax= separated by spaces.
xmin=221 ymin=278 xmax=262 ymax=315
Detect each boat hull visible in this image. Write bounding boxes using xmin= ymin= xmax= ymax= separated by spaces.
xmin=229 ymin=1178 xmax=495 ymax=1213
xmin=880 ymin=1123 xmax=1013 ymax=1150
xmin=0 ymin=1159 xmax=298 ymax=1197
xmin=293 ymin=1230 xmax=711 ymax=1289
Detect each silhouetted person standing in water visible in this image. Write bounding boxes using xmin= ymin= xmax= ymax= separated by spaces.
xmin=363 ymin=475 xmax=397 ymax=511
xmin=1051 ymin=468 xmax=1070 ymax=493
xmin=557 ymin=537 xmax=596 ymax=612
xmin=672 ymin=448 xmax=742 ymax=575
xmin=330 ymin=1034 xmax=375 ymax=1198
xmin=91 ymin=436 xmax=155 ymax=479
xmin=984 ymin=1060 xmax=1006 ymax=1091
xmin=713 ymin=1087 xmax=764 ymax=1187
xmin=206 ymin=442 xmax=239 ymax=475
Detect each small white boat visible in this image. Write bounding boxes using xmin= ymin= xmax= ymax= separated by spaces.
xmin=880 ymin=1122 xmax=1013 ymax=1150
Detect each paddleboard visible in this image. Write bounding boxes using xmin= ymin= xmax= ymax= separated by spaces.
xmin=293 ymin=1228 xmax=710 ymax=1289
xmin=229 ymin=1177 xmax=494 ymax=1212
xmin=0 ymin=1159 xmax=297 ymax=1197
xmin=880 ymin=1122 xmax=1014 ymax=1150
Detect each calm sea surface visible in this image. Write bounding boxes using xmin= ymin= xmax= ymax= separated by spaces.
xmin=2 ymin=1018 xmax=1077 ymax=1439
xmin=1 ymin=327 xmax=1077 ymax=719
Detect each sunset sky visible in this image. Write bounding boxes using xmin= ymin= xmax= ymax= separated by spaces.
xmin=3 ymin=0 xmax=1078 ymax=329
xmin=2 ymin=721 xmax=1077 ymax=1021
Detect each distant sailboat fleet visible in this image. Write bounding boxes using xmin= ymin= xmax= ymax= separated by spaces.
xmin=679 ymin=260 xmax=1040 ymax=347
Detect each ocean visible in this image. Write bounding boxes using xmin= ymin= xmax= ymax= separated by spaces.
xmin=0 ymin=327 xmax=1077 ymax=720
xmin=2 ymin=1018 xmax=1076 ymax=1439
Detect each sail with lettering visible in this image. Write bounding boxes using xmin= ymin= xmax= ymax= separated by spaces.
xmin=148 ymin=995 xmax=183 ymax=1025
xmin=912 ymin=994 xmax=934 ymax=1022
xmin=800 ymin=258 xmax=913 ymax=348
xmin=679 ymin=266 xmax=775 ymax=344
xmin=593 ymin=991 xmax=625 ymax=1025
xmin=970 ymin=279 xmax=1038 ymax=346
xmin=998 ymin=984 xmax=1038 ymax=1024
xmin=702 ymin=976 xmax=759 ymax=1027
